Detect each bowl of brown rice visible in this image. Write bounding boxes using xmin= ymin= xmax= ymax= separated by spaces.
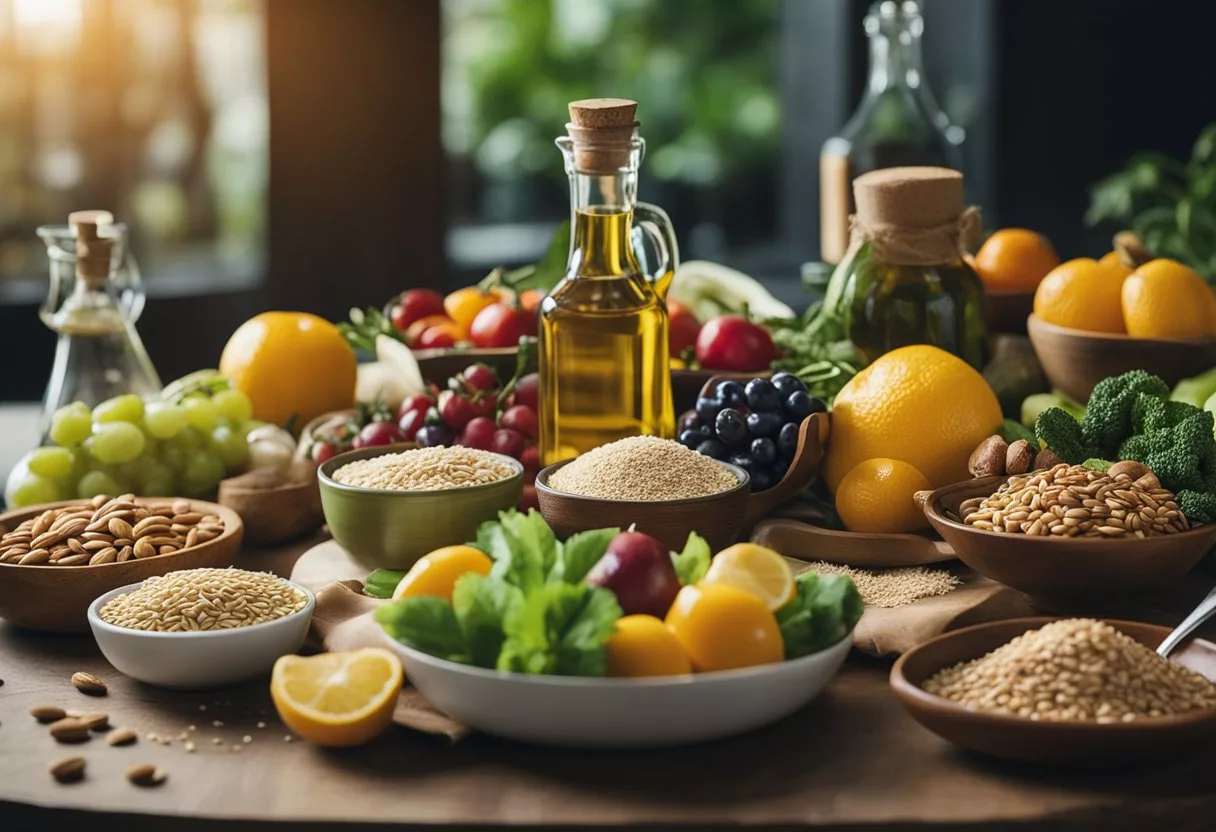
xmin=86 ymin=567 xmax=314 ymax=690
xmin=535 ymin=436 xmax=751 ymax=552
xmin=317 ymin=443 xmax=524 ymax=570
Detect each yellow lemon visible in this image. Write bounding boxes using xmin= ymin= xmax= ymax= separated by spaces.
xmin=1122 ymin=258 xmax=1216 ymax=339
xmin=605 ymin=615 xmax=693 ymax=677
xmin=823 ymin=344 xmax=1002 ymax=490
xmin=392 ymin=545 xmax=493 ymax=602
xmin=271 ymin=648 xmax=403 ymax=747
xmin=835 ymin=457 xmax=932 ymax=534
xmin=665 ymin=584 xmax=783 ymax=672
xmin=701 ymin=543 xmax=795 ymax=612
xmin=1033 ymin=257 xmax=1129 ymax=333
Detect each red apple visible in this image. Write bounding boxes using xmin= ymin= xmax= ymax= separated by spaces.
xmin=583 ymin=531 xmax=680 ymax=618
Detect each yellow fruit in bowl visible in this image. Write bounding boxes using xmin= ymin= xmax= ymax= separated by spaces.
xmin=665 ymin=584 xmax=783 ymax=672
xmin=219 ymin=312 xmax=357 ymax=429
xmin=1121 ymin=259 xmax=1216 ymax=340
xmin=392 ymin=545 xmax=493 ymax=602
xmin=271 ymin=648 xmax=403 ymax=747
xmin=823 ymin=344 xmax=1002 ymax=491
xmin=701 ymin=543 xmax=795 ymax=612
xmin=972 ymin=228 xmax=1060 ymax=294
xmin=1033 ymin=257 xmax=1129 ymax=333
xmin=835 ymin=457 xmax=931 ymax=534
xmin=605 ymin=615 xmax=692 ymax=677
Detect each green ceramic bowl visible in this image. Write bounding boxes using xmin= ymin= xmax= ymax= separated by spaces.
xmin=317 ymin=444 xmax=524 ymax=570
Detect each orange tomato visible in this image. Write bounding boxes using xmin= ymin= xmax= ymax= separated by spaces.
xmin=444 ymin=287 xmax=512 ymax=333
xmin=404 ymin=314 xmax=458 ymax=348
xmin=972 ymin=229 xmax=1060 ymax=293
xmin=392 ymin=546 xmax=493 ymax=603
xmin=417 ymin=321 xmax=466 ymax=350
xmin=519 ymin=288 xmax=546 ymax=313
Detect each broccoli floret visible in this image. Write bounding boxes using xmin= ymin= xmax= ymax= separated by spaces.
xmin=1118 ymin=408 xmax=1216 ymax=497
xmin=1130 ymin=392 xmax=1198 ymax=435
xmin=1079 ymin=370 xmax=1171 ymax=460
xmin=1179 ymin=490 xmax=1216 ymax=525
xmin=1034 ymin=407 xmax=1095 ymax=465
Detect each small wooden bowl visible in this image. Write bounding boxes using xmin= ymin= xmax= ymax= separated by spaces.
xmin=0 ymin=499 xmax=244 ymax=633
xmin=535 ymin=460 xmax=750 ymax=552
xmin=984 ymin=290 xmax=1034 ymax=335
xmin=1027 ymin=313 xmax=1216 ymax=402
xmin=414 ymin=346 xmax=531 ymax=387
xmin=924 ymin=477 xmax=1216 ymax=610
xmin=672 ymin=368 xmax=769 ymax=415
xmin=891 ymin=617 xmax=1216 ymax=766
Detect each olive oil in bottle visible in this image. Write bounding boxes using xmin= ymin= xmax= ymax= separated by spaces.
xmin=539 ymin=99 xmax=678 ymax=465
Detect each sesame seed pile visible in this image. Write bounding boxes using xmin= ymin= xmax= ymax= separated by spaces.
xmin=548 ymin=436 xmax=740 ymax=501
xmin=923 ymin=619 xmax=1216 ymax=722
xmin=802 ymin=562 xmax=959 ymax=608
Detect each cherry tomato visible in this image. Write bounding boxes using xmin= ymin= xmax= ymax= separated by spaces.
xmin=460 ymin=416 xmax=497 ymax=450
xmin=390 ymin=289 xmax=446 ymax=333
xmin=353 ymin=420 xmax=403 ymax=449
xmin=490 ymin=427 xmax=527 ymax=459
xmin=404 ymin=314 xmax=457 ymax=348
xmin=444 ymin=287 xmax=511 ymax=333
xmin=461 ymin=363 xmax=500 ymax=393
xmin=667 ymin=300 xmax=701 ymax=357
xmin=310 ymin=441 xmax=336 ymax=464
xmin=519 ymin=444 xmax=541 ymax=473
xmin=500 ymin=405 xmax=538 ymax=440
xmin=469 ymin=392 xmax=498 ymax=419
xmin=396 ymin=408 xmax=427 ymax=442
xmin=395 ymin=394 xmax=434 ymax=423
xmin=418 ymin=321 xmax=465 ymax=349
xmin=469 ymin=303 xmax=534 ymax=349
xmin=508 ymin=373 xmax=539 ymax=411
xmin=438 ymin=390 xmax=476 ymax=432
xmin=695 ymin=316 xmax=777 ymax=372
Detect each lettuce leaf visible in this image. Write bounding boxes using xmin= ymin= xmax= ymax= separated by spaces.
xmin=670 ymin=532 xmax=711 ymax=585
xmin=487 ymin=509 xmax=559 ymax=594
xmin=777 ymin=572 xmax=863 ymax=659
xmin=452 ymin=572 xmax=522 ymax=668
xmin=374 ymin=596 xmax=467 ymax=663
xmin=550 ymin=527 xmax=618 ymax=584
xmin=497 ymin=583 xmax=622 ymax=676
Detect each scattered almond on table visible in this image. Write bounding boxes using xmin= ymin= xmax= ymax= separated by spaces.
xmin=49 ymin=756 xmax=86 ymax=784
xmin=126 ymin=763 xmax=168 ymax=787
xmin=71 ymin=671 xmax=107 ymax=696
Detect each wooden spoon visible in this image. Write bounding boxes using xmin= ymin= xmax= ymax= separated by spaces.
xmin=696 ymin=375 xmax=829 ymax=527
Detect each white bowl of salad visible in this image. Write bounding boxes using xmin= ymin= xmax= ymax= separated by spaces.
xmin=374 ymin=510 xmax=860 ymax=749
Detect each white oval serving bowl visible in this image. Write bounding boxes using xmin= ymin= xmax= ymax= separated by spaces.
xmin=384 ymin=632 xmax=852 ymax=748
xmin=87 ymin=579 xmax=315 ymax=690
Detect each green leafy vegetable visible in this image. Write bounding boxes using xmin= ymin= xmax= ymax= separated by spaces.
xmin=484 ymin=509 xmax=559 ymax=595
xmin=374 ymin=596 xmax=467 ymax=663
xmin=497 ymin=583 xmax=622 ymax=676
xmin=776 ymin=571 xmax=864 ymax=660
xmin=670 ymin=531 xmax=711 ymax=585
xmin=998 ymin=419 xmax=1038 ymax=447
xmin=363 ymin=568 xmax=406 ymax=599
xmin=764 ymin=302 xmax=865 ymax=405
xmin=550 ymin=527 xmax=618 ymax=584
xmin=1081 ymin=458 xmax=1113 ymax=473
xmin=452 ymin=572 xmax=522 ymax=668
xmin=480 ymin=222 xmax=571 ymax=294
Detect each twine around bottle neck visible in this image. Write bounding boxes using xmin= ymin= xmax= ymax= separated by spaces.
xmin=848 ymin=205 xmax=981 ymax=266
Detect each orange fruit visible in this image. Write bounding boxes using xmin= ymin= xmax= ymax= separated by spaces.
xmin=1033 ymin=257 xmax=1128 ymax=333
xmin=404 ymin=314 xmax=458 ymax=348
xmin=219 ymin=312 xmax=357 ymax=429
xmin=605 ymin=615 xmax=693 ymax=677
xmin=665 ymin=584 xmax=783 ymax=672
xmin=835 ymin=458 xmax=932 ymax=534
xmin=972 ymin=228 xmax=1060 ymax=293
xmin=1122 ymin=258 xmax=1216 ymax=340
xmin=444 ymin=287 xmax=511 ymax=333
xmin=391 ymin=545 xmax=493 ymax=602
xmin=701 ymin=543 xmax=795 ymax=612
xmin=823 ymin=344 xmax=1002 ymax=491
xmin=271 ymin=648 xmax=403 ymax=747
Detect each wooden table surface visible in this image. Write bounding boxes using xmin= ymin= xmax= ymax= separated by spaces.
xmin=3 ymin=536 xmax=1216 ymax=830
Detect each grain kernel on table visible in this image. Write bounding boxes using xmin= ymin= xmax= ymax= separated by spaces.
xmin=98 ymin=568 xmax=306 ymax=632
xmin=331 ymin=446 xmax=517 ymax=491
xmin=923 ymin=619 xmax=1216 ymax=722
xmin=802 ymin=562 xmax=959 ymax=608
xmin=547 ymin=436 xmax=738 ymax=501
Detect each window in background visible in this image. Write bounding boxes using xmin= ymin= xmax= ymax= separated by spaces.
xmin=0 ymin=0 xmax=267 ymax=304
xmin=442 ymin=0 xmax=781 ymax=283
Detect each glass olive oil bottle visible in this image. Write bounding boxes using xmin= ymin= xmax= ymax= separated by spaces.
xmin=539 ymin=99 xmax=678 ymax=466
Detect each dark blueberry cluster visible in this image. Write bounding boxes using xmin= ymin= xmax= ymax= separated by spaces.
xmin=679 ymin=373 xmax=827 ymax=491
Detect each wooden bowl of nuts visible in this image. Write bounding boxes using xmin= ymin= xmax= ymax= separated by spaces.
xmin=923 ymin=467 xmax=1216 ymax=610
xmin=0 ymin=495 xmax=243 ymax=633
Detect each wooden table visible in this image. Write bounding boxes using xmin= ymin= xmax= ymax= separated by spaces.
xmin=3 ymin=536 xmax=1216 ymax=830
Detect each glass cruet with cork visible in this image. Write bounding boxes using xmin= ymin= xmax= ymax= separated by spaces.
xmin=37 ymin=210 xmax=161 ymax=436
xmin=539 ymin=98 xmax=679 ymax=466
xmin=820 ymin=166 xmax=987 ymax=369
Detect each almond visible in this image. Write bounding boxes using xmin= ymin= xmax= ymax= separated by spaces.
xmin=49 ymin=718 xmax=92 ymax=743
xmin=1005 ymin=439 xmax=1035 ymax=476
xmin=71 ymin=671 xmax=107 ymax=696
xmin=50 ymin=756 xmax=86 ymax=784
xmin=30 ymin=705 xmax=66 ymax=723
xmin=107 ymin=727 xmax=138 ymax=747
xmin=126 ymin=763 xmax=167 ymax=787
xmin=968 ymin=435 xmax=1008 ymax=478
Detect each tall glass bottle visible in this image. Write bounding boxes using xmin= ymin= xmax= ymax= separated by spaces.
xmin=539 ymin=99 xmax=678 ymax=466
xmin=820 ymin=0 xmax=963 ymax=265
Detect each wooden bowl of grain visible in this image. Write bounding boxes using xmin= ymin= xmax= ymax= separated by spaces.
xmin=0 ymin=497 xmax=243 ymax=633
xmin=924 ymin=477 xmax=1216 ymax=611
xmin=535 ymin=437 xmax=751 ymax=551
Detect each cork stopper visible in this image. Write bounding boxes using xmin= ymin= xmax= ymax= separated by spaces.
xmin=853 ymin=167 xmax=964 ymax=229
xmin=69 ymin=210 xmax=115 ymax=287
xmin=566 ymin=98 xmax=639 ymax=174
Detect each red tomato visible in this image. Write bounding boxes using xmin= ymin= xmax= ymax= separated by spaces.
xmin=417 ymin=321 xmax=464 ymax=349
xmin=507 ymin=373 xmax=539 ymax=411
xmin=667 ymin=300 xmax=701 ymax=357
xmin=459 ymin=416 xmax=497 ymax=450
xmin=500 ymin=405 xmax=538 ymax=440
xmin=352 ymin=420 xmax=403 ymax=449
xmin=390 ymin=289 xmax=446 ymax=333
xmin=694 ymin=315 xmax=776 ymax=372
xmin=395 ymin=394 xmax=434 ymax=423
xmin=469 ymin=303 xmax=535 ymax=348
xmin=404 ymin=314 xmax=456 ymax=348
xmin=396 ymin=408 xmax=427 ymax=442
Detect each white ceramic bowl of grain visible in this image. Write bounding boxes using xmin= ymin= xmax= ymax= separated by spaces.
xmin=86 ymin=575 xmax=315 ymax=690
